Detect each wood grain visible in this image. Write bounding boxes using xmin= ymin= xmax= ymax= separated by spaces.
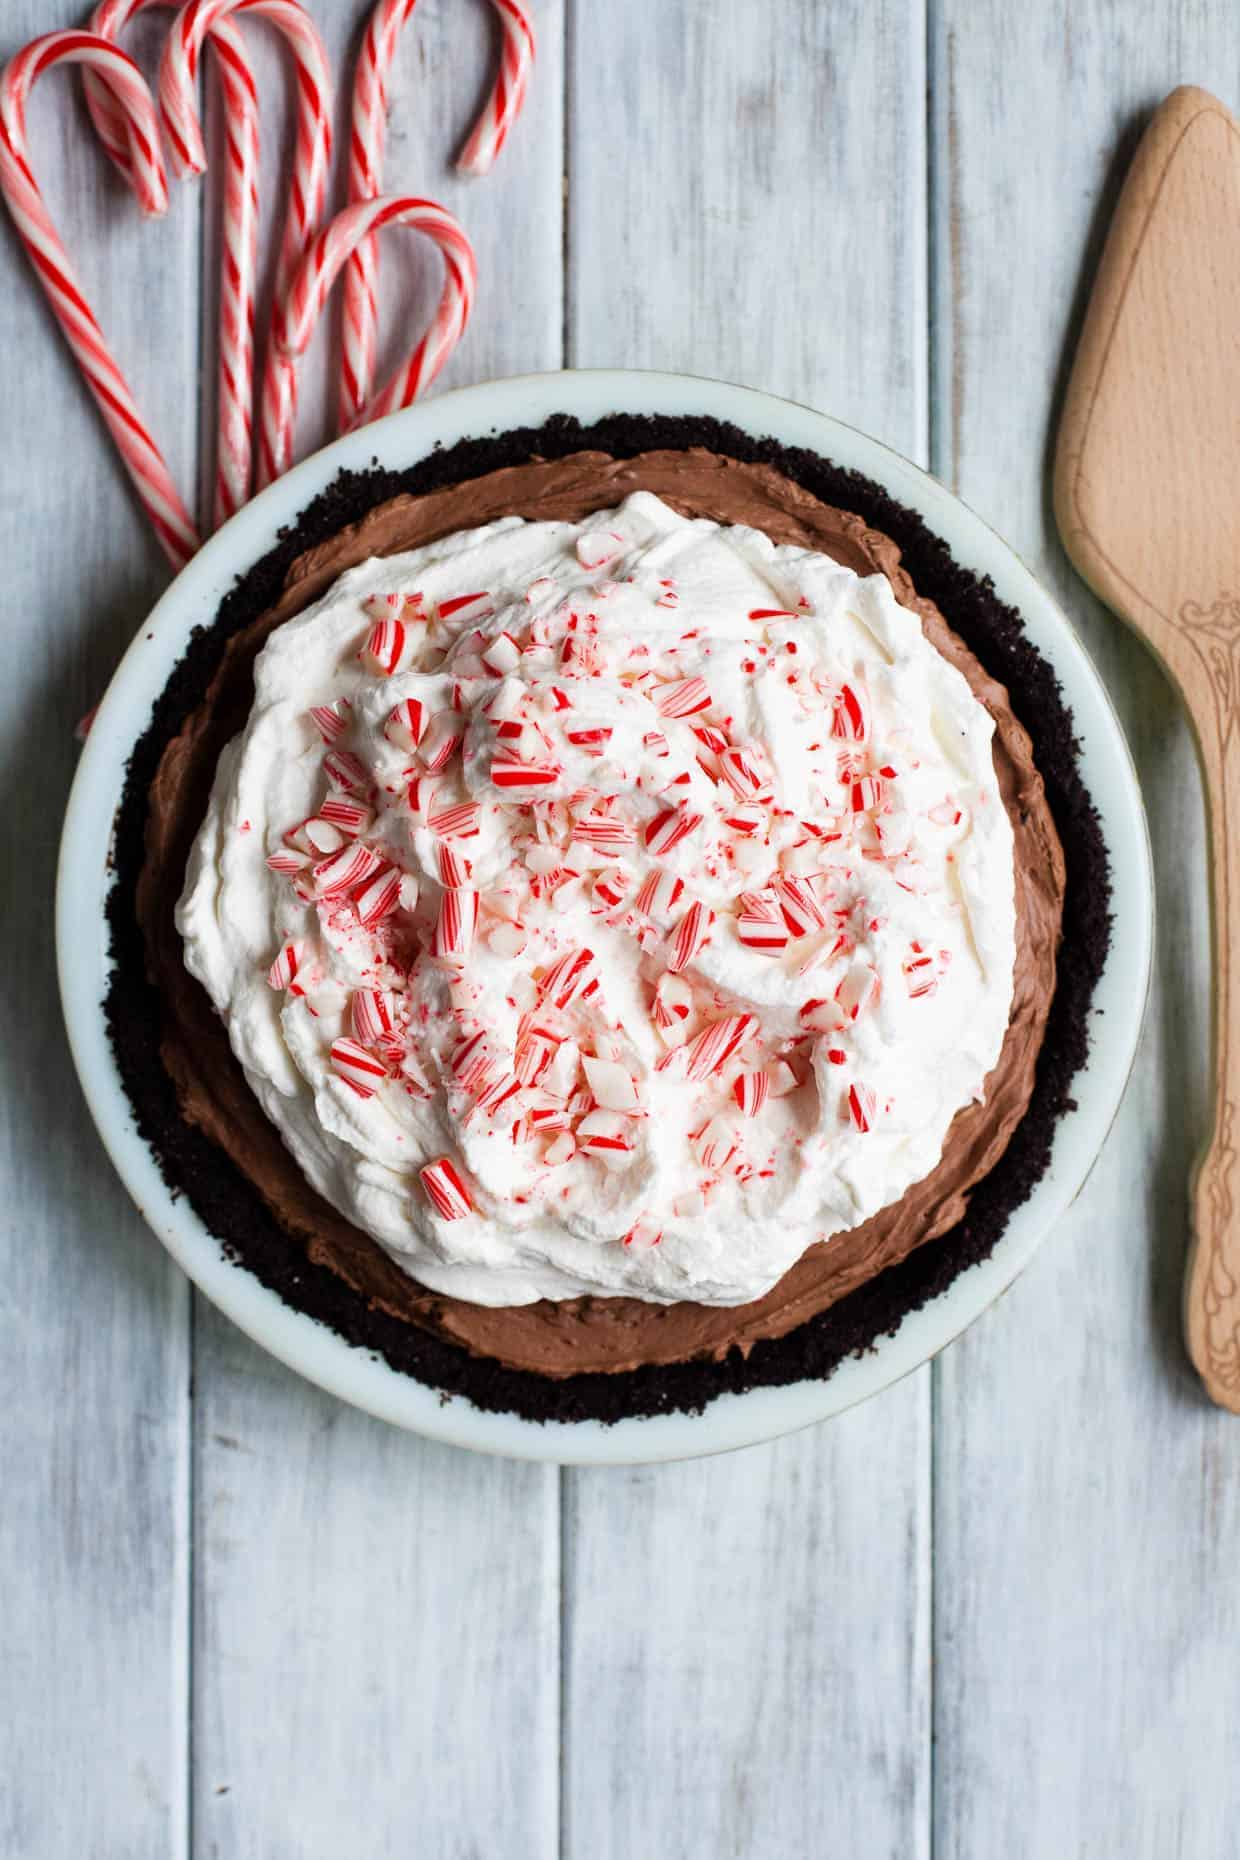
xmin=4 ymin=2 xmax=1240 ymax=1854
xmin=563 ymin=6 xmax=931 ymax=1856
xmin=189 ymin=7 xmax=566 ymax=1859
xmin=0 ymin=9 xmax=197 ymax=1855
xmin=1053 ymin=85 xmax=1240 ymax=1408
xmin=192 ymin=1321 xmax=560 ymax=1858
xmin=931 ymin=7 xmax=1240 ymax=1855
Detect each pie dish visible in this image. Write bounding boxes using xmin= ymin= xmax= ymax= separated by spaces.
xmin=58 ymin=370 xmax=1152 ymax=1463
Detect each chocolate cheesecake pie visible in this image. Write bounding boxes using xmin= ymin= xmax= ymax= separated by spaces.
xmin=107 ymin=413 xmax=1109 ymax=1423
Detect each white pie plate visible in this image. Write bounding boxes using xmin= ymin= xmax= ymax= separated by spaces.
xmin=57 ymin=369 xmax=1152 ymax=1465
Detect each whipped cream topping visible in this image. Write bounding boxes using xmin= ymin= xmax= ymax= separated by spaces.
xmin=177 ymin=492 xmax=1016 ymax=1307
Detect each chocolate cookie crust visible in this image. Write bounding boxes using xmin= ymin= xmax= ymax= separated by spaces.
xmin=105 ymin=412 xmax=1111 ymax=1424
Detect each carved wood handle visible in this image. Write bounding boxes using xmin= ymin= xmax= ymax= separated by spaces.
xmin=1180 ymin=598 xmax=1240 ymax=1408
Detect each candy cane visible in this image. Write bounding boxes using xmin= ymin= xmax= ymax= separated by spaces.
xmin=457 ymin=0 xmax=535 ymax=177
xmin=310 ymin=698 xmax=351 ymax=743
xmin=313 ymin=842 xmax=382 ymax=897
xmin=334 ymin=194 xmax=475 ymax=430
xmin=847 ymin=1082 xmax=877 ymax=1134
xmin=539 ymin=947 xmax=597 ymax=1011
xmin=84 ymin=0 xmax=259 ymax=526
xmin=158 ymin=0 xmax=333 ymax=489
xmin=267 ymin=940 xmax=305 ymax=990
xmin=656 ymin=678 xmax=713 ymax=720
xmin=267 ymin=193 xmax=475 ymax=480
xmin=354 ymin=861 xmax=402 ymax=926
xmin=351 ymin=989 xmax=393 ymax=1045
xmin=732 ymin=1071 xmax=770 ymax=1118
xmin=644 ymin=807 xmax=703 ymax=855
xmin=338 ymin=0 xmax=411 ymax=432
xmin=635 ymin=871 xmax=685 ymax=922
xmin=331 ymin=1037 xmax=387 ymax=1098
xmin=385 ymin=698 xmax=427 ymax=750
xmin=667 ymin=901 xmax=715 ymax=975
xmin=322 ymin=747 xmax=369 ymax=793
xmin=683 ymin=1014 xmax=758 ymax=1083
xmin=0 ymin=32 xmax=199 ymax=568
xmin=361 ymin=614 xmax=411 ymax=674
xmin=419 ymin=1156 xmax=473 ymax=1221
xmin=340 ymin=0 xmax=533 ymax=431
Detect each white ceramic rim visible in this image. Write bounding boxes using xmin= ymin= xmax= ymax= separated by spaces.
xmin=57 ymin=369 xmax=1153 ymax=1465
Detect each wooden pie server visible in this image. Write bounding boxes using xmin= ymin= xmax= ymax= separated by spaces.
xmin=1055 ymin=85 xmax=1240 ymax=1409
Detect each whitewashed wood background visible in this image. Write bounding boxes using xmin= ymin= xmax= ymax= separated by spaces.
xmin=2 ymin=2 xmax=1238 ymax=1854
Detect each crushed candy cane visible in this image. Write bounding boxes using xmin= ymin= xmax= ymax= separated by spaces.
xmin=180 ymin=492 xmax=1017 ymax=1310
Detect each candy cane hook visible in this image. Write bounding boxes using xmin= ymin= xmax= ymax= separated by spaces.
xmin=339 ymin=0 xmax=413 ymax=432
xmin=0 ymin=31 xmax=199 ymax=567
xmin=457 ymin=0 xmax=535 ymax=177
xmin=268 ymin=193 xmax=475 ymax=481
xmin=84 ymin=0 xmax=260 ymax=527
xmin=339 ymin=0 xmax=534 ymax=431
xmin=158 ymin=0 xmax=333 ymax=489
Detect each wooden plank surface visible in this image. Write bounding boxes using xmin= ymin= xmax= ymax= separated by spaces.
xmin=562 ymin=7 xmax=932 ymax=1856
xmin=930 ymin=6 xmax=1240 ymax=1855
xmin=0 ymin=10 xmax=196 ymax=1856
xmin=189 ymin=7 xmax=566 ymax=1858
xmin=5 ymin=2 xmax=1240 ymax=1855
xmin=193 ymin=1322 xmax=560 ymax=1857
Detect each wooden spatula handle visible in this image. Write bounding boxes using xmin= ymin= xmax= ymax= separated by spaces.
xmin=1053 ymin=85 xmax=1240 ymax=1406
xmin=1179 ymin=620 xmax=1240 ymax=1409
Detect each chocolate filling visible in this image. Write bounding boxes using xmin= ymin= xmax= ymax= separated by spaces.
xmin=145 ymin=449 xmax=1064 ymax=1370
xmin=106 ymin=413 xmax=1111 ymax=1424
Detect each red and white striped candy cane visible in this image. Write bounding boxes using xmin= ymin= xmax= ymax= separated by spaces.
xmin=340 ymin=0 xmax=533 ymax=431
xmin=0 ymin=31 xmax=199 ymax=568
xmin=158 ymin=0 xmax=333 ymax=489
xmin=339 ymin=0 xmax=411 ymax=432
xmin=84 ymin=0 xmax=259 ymax=527
xmin=457 ymin=0 xmax=534 ymax=176
xmin=267 ymin=193 xmax=476 ymax=481
xmin=419 ymin=1155 xmax=473 ymax=1221
xmin=335 ymin=194 xmax=474 ymax=429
